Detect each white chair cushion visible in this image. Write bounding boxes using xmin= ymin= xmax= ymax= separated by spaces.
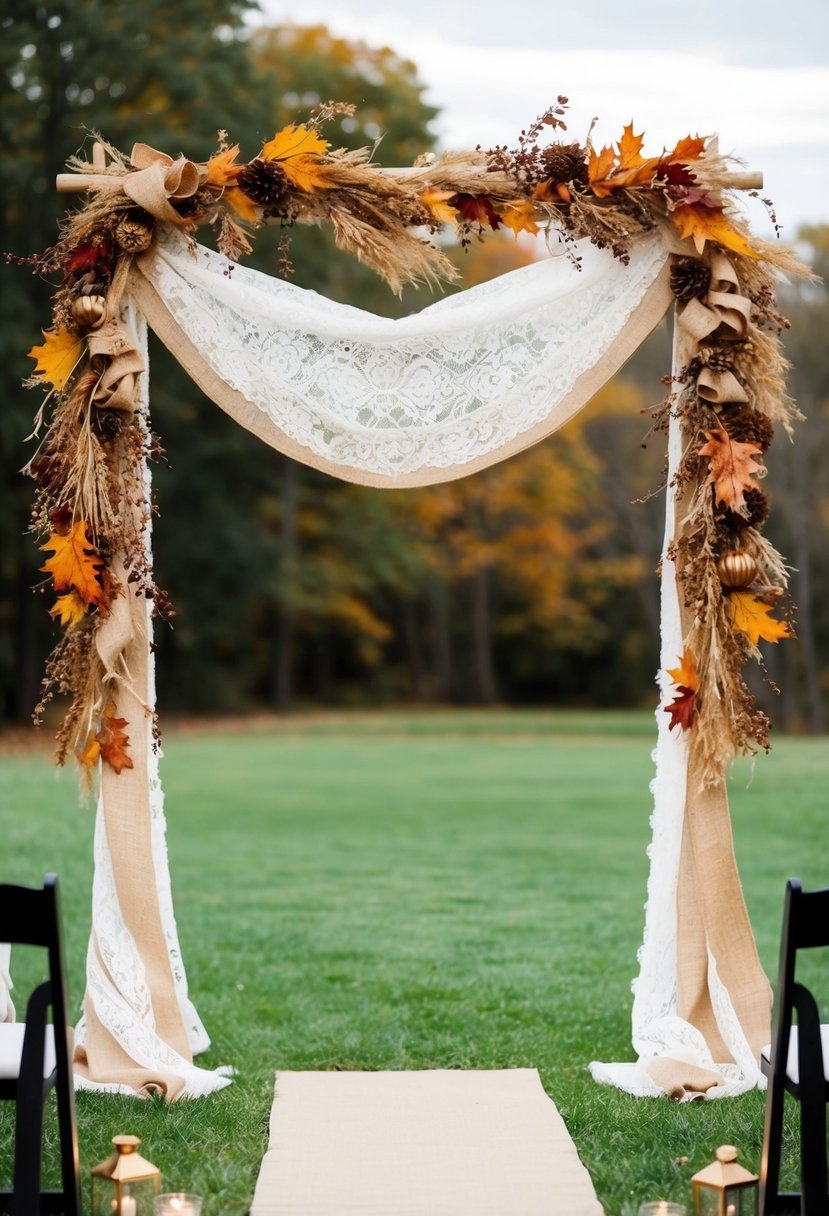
xmin=761 ymin=1024 xmax=829 ymax=1085
xmin=0 ymin=1023 xmax=57 ymax=1081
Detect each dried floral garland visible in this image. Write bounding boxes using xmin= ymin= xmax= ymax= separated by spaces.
xmin=16 ymin=99 xmax=808 ymax=782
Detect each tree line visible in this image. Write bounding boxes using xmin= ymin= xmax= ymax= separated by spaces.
xmin=1 ymin=1 xmax=826 ymax=729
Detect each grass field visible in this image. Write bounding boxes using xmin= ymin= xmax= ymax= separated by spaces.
xmin=1 ymin=709 xmax=827 ymax=1214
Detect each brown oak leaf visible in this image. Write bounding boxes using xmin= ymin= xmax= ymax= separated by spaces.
xmin=665 ymin=685 xmax=697 ymax=732
xmin=699 ymin=428 xmax=764 ymax=517
xmin=97 ymin=701 xmax=133 ymax=774
xmin=40 ymin=520 xmax=105 ymax=607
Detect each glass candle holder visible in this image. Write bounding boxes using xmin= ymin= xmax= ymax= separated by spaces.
xmin=154 ymin=1196 xmax=203 ymax=1216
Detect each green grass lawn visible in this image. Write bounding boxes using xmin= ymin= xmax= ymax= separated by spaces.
xmin=1 ymin=709 xmax=827 ymax=1214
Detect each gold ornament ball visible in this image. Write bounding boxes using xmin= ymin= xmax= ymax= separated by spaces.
xmin=71 ymin=294 xmax=107 ymax=329
xmin=717 ymin=549 xmax=758 ymax=588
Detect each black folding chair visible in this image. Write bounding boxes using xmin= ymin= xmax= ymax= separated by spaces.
xmin=0 ymin=875 xmax=80 ymax=1216
xmin=760 ymin=878 xmax=829 ymax=1216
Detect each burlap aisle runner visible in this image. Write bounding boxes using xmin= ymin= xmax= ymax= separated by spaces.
xmin=251 ymin=1070 xmax=604 ymax=1216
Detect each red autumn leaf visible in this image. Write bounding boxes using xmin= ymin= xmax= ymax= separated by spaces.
xmin=97 ymin=701 xmax=134 ymax=774
xmin=65 ymin=240 xmax=111 ymax=274
xmin=454 ymin=193 xmax=501 ymax=230
xmin=665 ymin=685 xmax=697 ymax=732
xmin=655 ymin=160 xmax=697 ymax=187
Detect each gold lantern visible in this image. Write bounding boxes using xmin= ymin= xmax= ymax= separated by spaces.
xmin=91 ymin=1134 xmax=162 ymax=1216
xmin=691 ymin=1145 xmax=758 ymax=1216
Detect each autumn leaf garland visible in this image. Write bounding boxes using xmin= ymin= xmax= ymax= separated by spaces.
xmin=21 ymin=100 xmax=806 ymax=779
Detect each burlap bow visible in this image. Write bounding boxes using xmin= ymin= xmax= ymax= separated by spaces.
xmin=677 ymin=252 xmax=751 ymax=406
xmin=123 ymin=143 xmax=205 ymax=226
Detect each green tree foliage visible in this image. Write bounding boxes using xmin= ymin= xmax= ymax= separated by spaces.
xmin=1 ymin=0 xmax=267 ymax=717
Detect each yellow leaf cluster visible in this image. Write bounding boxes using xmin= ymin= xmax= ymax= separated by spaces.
xmin=49 ymin=590 xmax=88 ymax=627
xmin=27 ymin=328 xmax=83 ymax=392
xmin=260 ymin=124 xmax=333 ymax=192
xmin=224 ymin=187 xmax=261 ymax=223
xmin=728 ymin=592 xmax=791 ymax=645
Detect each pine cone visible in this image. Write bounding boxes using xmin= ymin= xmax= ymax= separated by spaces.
xmin=670 ymin=256 xmax=710 ymax=301
xmin=540 ymin=142 xmax=588 ymax=187
xmin=114 ymin=212 xmax=154 ymax=252
xmin=716 ymin=486 xmax=770 ymax=532
xmin=718 ymin=405 xmax=774 ymax=451
xmin=236 ymin=158 xmax=290 ymax=212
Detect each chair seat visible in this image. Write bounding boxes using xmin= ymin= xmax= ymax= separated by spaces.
xmin=0 ymin=1023 xmax=57 ymax=1081
xmin=761 ymin=1024 xmax=829 ymax=1086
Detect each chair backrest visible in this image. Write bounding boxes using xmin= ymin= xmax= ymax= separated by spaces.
xmin=776 ymin=879 xmax=829 ymax=996
xmin=771 ymin=879 xmax=829 ymax=1093
xmin=0 ymin=875 xmax=71 ymax=1034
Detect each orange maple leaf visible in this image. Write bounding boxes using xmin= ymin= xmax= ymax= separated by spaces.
xmin=666 ymin=647 xmax=699 ymax=692
xmin=206 ymin=144 xmax=242 ymax=187
xmin=672 ymin=202 xmax=760 ymax=258
xmin=40 ymin=520 xmax=105 ymax=607
xmin=501 ymin=200 xmax=540 ymax=237
xmin=28 ymin=328 xmax=84 ymax=392
xmin=97 ymin=701 xmax=133 ymax=774
xmin=587 ymin=144 xmax=617 ymax=197
xmin=668 ymin=134 xmax=707 ymax=163
xmin=224 ymin=187 xmax=261 ymax=224
xmin=617 ymin=122 xmax=646 ymax=170
xmin=698 ymin=427 xmax=764 ymax=516
xmin=421 ymin=187 xmax=458 ymax=226
xmin=728 ymin=591 xmax=792 ymax=645
xmin=49 ymin=589 xmax=88 ymax=627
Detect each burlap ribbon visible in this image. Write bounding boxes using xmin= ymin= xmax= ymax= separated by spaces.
xmin=676 ymin=251 xmax=750 ymax=406
xmin=123 ymin=143 xmax=205 ymax=226
xmin=640 ymin=313 xmax=771 ymax=1101
xmin=87 ymin=257 xmax=146 ymax=411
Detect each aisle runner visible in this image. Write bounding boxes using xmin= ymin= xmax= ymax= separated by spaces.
xmin=250 ymin=1069 xmax=604 ymax=1216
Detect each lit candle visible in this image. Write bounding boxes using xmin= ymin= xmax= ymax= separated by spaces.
xmin=727 ymin=1207 xmax=736 ymax=1216
xmin=154 ymin=1195 xmax=203 ymax=1216
xmin=121 ymin=1199 xmax=136 ymax=1216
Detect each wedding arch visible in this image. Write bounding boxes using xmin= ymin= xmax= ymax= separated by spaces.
xmin=12 ymin=100 xmax=807 ymax=1101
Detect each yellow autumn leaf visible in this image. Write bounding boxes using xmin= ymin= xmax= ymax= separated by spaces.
xmin=587 ymin=144 xmax=617 ymax=196
xmin=28 ymin=328 xmax=84 ymax=392
xmin=260 ymin=124 xmax=329 ymax=163
xmin=666 ymin=647 xmax=698 ymax=692
xmin=206 ymin=144 xmax=242 ymax=186
xmin=728 ymin=591 xmax=792 ymax=645
xmin=672 ymin=203 xmax=760 ymax=259
xmin=79 ymin=731 xmax=101 ymax=769
xmin=49 ymin=589 xmax=88 ymax=627
xmin=224 ymin=187 xmax=261 ymax=224
xmin=501 ymin=200 xmax=540 ymax=237
xmin=279 ymin=155 xmax=333 ymax=192
xmin=421 ymin=187 xmax=458 ymax=226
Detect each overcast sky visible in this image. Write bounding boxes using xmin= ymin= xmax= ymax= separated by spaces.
xmin=253 ymin=0 xmax=829 ymax=238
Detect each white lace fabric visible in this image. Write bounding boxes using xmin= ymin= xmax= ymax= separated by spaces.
xmin=138 ymin=228 xmax=670 ymax=483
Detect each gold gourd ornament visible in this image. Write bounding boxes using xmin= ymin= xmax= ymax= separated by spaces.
xmin=717 ymin=549 xmax=758 ymax=588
